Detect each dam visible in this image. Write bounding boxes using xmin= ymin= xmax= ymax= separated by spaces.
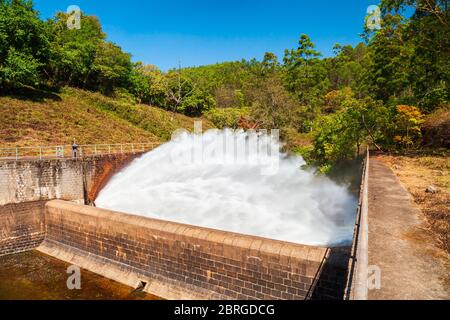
xmin=0 ymin=141 xmax=446 ymax=300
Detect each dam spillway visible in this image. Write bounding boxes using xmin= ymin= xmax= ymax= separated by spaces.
xmin=38 ymin=200 xmax=349 ymax=300
xmin=96 ymin=130 xmax=357 ymax=246
xmin=0 ymin=143 xmax=357 ymax=300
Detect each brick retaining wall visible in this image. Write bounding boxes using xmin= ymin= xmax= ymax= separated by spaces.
xmin=0 ymin=154 xmax=143 ymax=206
xmin=0 ymin=159 xmax=83 ymax=205
xmin=0 ymin=154 xmax=142 ymax=256
xmin=0 ymin=201 xmax=46 ymax=256
xmin=38 ymin=200 xmax=349 ymax=300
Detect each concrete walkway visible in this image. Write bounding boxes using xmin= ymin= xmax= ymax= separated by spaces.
xmin=368 ymin=158 xmax=449 ymax=300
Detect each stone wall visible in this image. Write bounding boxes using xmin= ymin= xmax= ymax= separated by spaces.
xmin=0 ymin=153 xmax=142 ymax=256
xmin=0 ymin=201 xmax=46 ymax=256
xmin=0 ymin=159 xmax=83 ymax=205
xmin=0 ymin=154 xmax=143 ymax=206
xmin=39 ymin=200 xmax=349 ymax=300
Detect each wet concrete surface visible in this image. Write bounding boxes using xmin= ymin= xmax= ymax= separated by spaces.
xmin=0 ymin=250 xmax=160 ymax=300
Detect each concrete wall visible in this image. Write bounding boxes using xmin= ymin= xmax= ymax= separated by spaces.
xmin=38 ymin=200 xmax=349 ymax=300
xmin=0 ymin=154 xmax=142 ymax=256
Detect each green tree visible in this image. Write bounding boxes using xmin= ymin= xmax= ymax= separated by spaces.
xmin=248 ymin=74 xmax=300 ymax=129
xmin=261 ymin=52 xmax=279 ymax=74
xmin=366 ymin=0 xmax=450 ymax=111
xmin=179 ymin=88 xmax=215 ymax=117
xmin=328 ymin=43 xmax=368 ymax=93
xmin=0 ymin=0 xmax=50 ymax=90
xmin=0 ymin=48 xmax=41 ymax=88
xmin=163 ymin=70 xmax=214 ymax=116
xmin=89 ymin=41 xmax=133 ymax=95
xmin=129 ymin=62 xmax=152 ymax=104
xmin=205 ymin=107 xmax=249 ymax=128
xmin=313 ymin=94 xmax=389 ymax=170
xmin=136 ymin=64 xmax=166 ymax=106
xmin=47 ymin=13 xmax=105 ymax=88
xmin=283 ymin=34 xmax=328 ymax=132
xmin=365 ymin=14 xmax=414 ymax=103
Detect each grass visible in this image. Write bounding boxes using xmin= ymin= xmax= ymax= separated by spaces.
xmin=68 ymin=88 xmax=215 ymax=142
xmin=0 ymin=87 xmax=214 ymax=147
xmin=378 ymin=153 xmax=450 ymax=255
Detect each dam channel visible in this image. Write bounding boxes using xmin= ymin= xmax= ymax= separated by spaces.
xmin=0 ymin=143 xmax=365 ymax=300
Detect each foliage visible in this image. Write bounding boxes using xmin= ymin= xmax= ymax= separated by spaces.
xmin=1 ymin=0 xmax=448 ymax=168
xmin=162 ymin=71 xmax=214 ymax=116
xmin=248 ymin=74 xmax=300 ymax=129
xmin=178 ymin=88 xmax=215 ymax=117
xmin=0 ymin=0 xmax=50 ymax=89
xmin=323 ymin=87 xmax=354 ymax=113
xmin=0 ymin=48 xmax=41 ymax=88
xmin=90 ymin=41 xmax=132 ymax=95
xmin=366 ymin=1 xmax=450 ymax=111
xmin=283 ymin=34 xmax=328 ymax=131
xmin=205 ymin=107 xmax=249 ymax=128
xmin=392 ymin=105 xmax=424 ymax=148
xmin=313 ymin=93 xmax=389 ymax=170
xmin=46 ymin=13 xmax=105 ymax=89
xmin=365 ymin=14 xmax=414 ymax=103
xmin=131 ymin=63 xmax=166 ymax=106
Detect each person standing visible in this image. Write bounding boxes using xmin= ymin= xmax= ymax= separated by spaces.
xmin=72 ymin=139 xmax=79 ymax=159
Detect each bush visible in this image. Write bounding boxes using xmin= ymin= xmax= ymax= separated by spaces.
xmin=0 ymin=0 xmax=50 ymax=91
xmin=205 ymin=107 xmax=249 ymax=128
xmin=392 ymin=105 xmax=424 ymax=149
xmin=421 ymin=105 xmax=450 ymax=148
xmin=0 ymin=48 xmax=41 ymax=88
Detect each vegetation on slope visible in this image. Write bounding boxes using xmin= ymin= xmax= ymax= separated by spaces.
xmin=0 ymin=88 xmax=214 ymax=147
xmin=70 ymin=88 xmax=214 ymax=141
xmin=0 ymin=0 xmax=448 ymax=169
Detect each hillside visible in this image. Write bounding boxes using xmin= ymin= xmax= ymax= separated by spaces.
xmin=0 ymin=88 xmax=214 ymax=147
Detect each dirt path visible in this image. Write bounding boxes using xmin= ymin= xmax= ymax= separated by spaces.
xmin=377 ymin=154 xmax=449 ymax=254
xmin=368 ymin=158 xmax=449 ymax=300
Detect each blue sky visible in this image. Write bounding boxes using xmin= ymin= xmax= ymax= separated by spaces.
xmin=34 ymin=0 xmax=380 ymax=71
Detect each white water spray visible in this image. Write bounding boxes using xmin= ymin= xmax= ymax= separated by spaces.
xmin=96 ymin=129 xmax=356 ymax=246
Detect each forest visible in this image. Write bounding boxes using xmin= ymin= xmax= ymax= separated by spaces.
xmin=0 ymin=0 xmax=448 ymax=171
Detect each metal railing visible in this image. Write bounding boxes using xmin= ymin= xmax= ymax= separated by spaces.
xmin=0 ymin=142 xmax=160 ymax=161
xmin=344 ymin=147 xmax=370 ymax=300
